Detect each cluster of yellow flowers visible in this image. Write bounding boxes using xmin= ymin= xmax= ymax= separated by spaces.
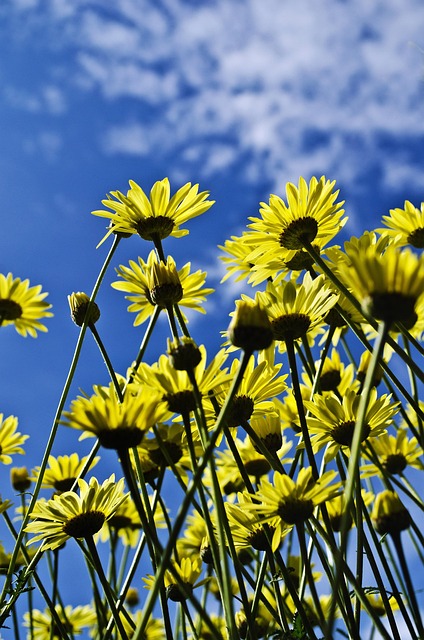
xmin=0 ymin=176 xmax=423 ymax=639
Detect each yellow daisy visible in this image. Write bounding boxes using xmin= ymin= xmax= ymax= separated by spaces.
xmin=23 ymin=604 xmax=97 ymax=640
xmin=245 ymin=176 xmax=346 ymax=284
xmin=218 ymin=231 xmax=259 ymax=283
xmin=362 ymin=428 xmax=424 ymax=476
xmin=92 ymin=177 xmax=214 ymax=245
xmin=31 ymin=453 xmax=100 ymax=494
xmin=0 ymin=414 xmax=28 ymax=465
xmin=143 ymin=557 xmax=204 ymax=602
xmin=244 ymin=467 xmax=341 ymax=550
xmin=122 ymin=612 xmax=165 ymax=640
xmin=133 ymin=346 xmax=229 ymax=417
xmin=336 ymin=244 xmax=424 ymax=326
xmin=226 ymin=493 xmax=287 ymax=552
xmin=0 ymin=273 xmax=52 ymax=337
xmin=305 ymin=388 xmax=398 ymax=463
xmin=112 ymin=250 xmax=213 ymax=326
xmin=25 ymin=475 xmax=128 ymax=550
xmin=253 ymin=273 xmax=338 ymax=343
xmin=205 ymin=355 xmax=287 ymax=428
xmin=61 ymin=382 xmax=167 ymax=449
xmin=378 ymin=199 xmax=424 ymax=248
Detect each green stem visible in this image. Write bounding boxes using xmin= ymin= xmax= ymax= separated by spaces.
xmin=90 ymin=324 xmax=123 ymax=401
xmin=391 ymin=532 xmax=424 ymax=637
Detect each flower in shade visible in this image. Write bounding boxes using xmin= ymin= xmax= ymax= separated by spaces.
xmin=227 ymin=299 xmax=274 ymax=352
xmin=226 ymin=493 xmax=287 ymax=552
xmin=377 ymin=200 xmax=424 ymax=248
xmin=0 ymin=273 xmax=52 ymax=337
xmin=252 ymin=273 xmax=338 ymax=344
xmin=31 ymin=453 xmax=100 ymax=494
xmin=112 ymin=251 xmax=213 ymax=325
xmin=336 ymin=244 xmax=424 ymax=326
xmin=92 ymin=177 xmax=214 ymax=245
xmin=245 ymin=176 xmax=346 ymax=284
xmin=61 ymin=382 xmax=166 ymax=450
xmin=362 ymin=428 xmax=424 ymax=477
xmin=305 ymin=388 xmax=398 ymax=462
xmin=143 ymin=557 xmax=204 ymax=602
xmin=23 ymin=604 xmax=97 ymax=640
xmin=0 ymin=414 xmax=28 ymax=465
xmin=25 ymin=475 xmax=128 ymax=550
xmin=10 ymin=466 xmax=31 ymax=492
xmin=244 ymin=467 xmax=341 ymax=550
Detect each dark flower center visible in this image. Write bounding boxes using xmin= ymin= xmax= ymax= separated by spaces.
xmin=63 ymin=510 xmax=106 ymax=538
xmin=98 ymin=426 xmax=145 ymax=450
xmin=271 ymin=313 xmax=311 ymax=341
xmin=320 ymin=369 xmax=342 ymax=392
xmin=109 ymin=514 xmax=139 ymax=530
xmin=243 ymin=457 xmax=271 ymax=477
xmin=324 ymin=307 xmax=348 ymax=328
xmin=284 ymin=247 xmax=316 ymax=271
xmin=407 ymin=227 xmax=424 ymax=249
xmin=247 ymin=525 xmax=276 ymax=551
xmin=252 ymin=432 xmax=283 ymax=455
xmin=279 ymin=217 xmax=318 ymax=250
xmin=149 ymin=441 xmax=183 ymax=466
xmin=54 ymin=478 xmax=77 ymax=493
xmin=225 ymin=395 xmax=255 ymax=428
xmin=166 ymin=582 xmax=193 ymax=602
xmin=164 ymin=390 xmax=196 ymax=415
xmin=383 ymin=453 xmax=407 ymax=475
xmin=363 ymin=292 xmax=417 ymax=325
xmin=277 ymin=498 xmax=314 ymax=524
xmin=150 ymin=283 xmax=183 ymax=307
xmin=330 ymin=420 xmax=371 ymax=447
xmin=0 ymin=299 xmax=22 ymax=321
xmin=136 ymin=215 xmax=175 ymax=241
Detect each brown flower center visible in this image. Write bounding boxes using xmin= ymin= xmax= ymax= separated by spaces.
xmin=363 ymin=292 xmax=417 ymax=325
xmin=150 ymin=283 xmax=183 ymax=307
xmin=277 ymin=498 xmax=314 ymax=524
xmin=383 ymin=453 xmax=407 ymax=475
xmin=136 ymin=215 xmax=175 ymax=241
xmin=225 ymin=395 xmax=255 ymax=428
xmin=54 ymin=478 xmax=77 ymax=493
xmin=330 ymin=420 xmax=371 ymax=447
xmin=149 ymin=442 xmax=183 ymax=466
xmin=98 ymin=426 xmax=144 ymax=450
xmin=0 ymin=299 xmax=22 ymax=321
xmin=164 ymin=390 xmax=196 ymax=415
xmin=407 ymin=227 xmax=424 ymax=249
xmin=320 ymin=369 xmax=342 ymax=392
xmin=279 ymin=217 xmax=318 ymax=250
xmin=271 ymin=313 xmax=311 ymax=341
xmin=63 ymin=510 xmax=106 ymax=538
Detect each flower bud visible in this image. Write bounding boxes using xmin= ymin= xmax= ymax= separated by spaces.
xmin=167 ymin=337 xmax=202 ymax=371
xmin=68 ymin=292 xmax=100 ymax=327
xmin=148 ymin=258 xmax=183 ymax=307
xmin=228 ymin=300 xmax=273 ymax=352
xmin=11 ymin=467 xmax=31 ymax=493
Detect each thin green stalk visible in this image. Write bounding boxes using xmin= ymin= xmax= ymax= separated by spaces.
xmin=124 ymin=305 xmax=161 ymax=389
xmin=326 ymin=320 xmax=389 ymax=636
xmin=0 ymin=236 xmax=121 ymax=624
xmin=296 ymin=523 xmax=326 ymax=632
xmin=391 ymin=532 xmax=424 ymax=637
xmin=90 ymin=324 xmax=123 ymax=401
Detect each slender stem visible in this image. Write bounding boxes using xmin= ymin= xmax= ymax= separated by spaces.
xmin=391 ymin=532 xmax=424 ymax=637
xmin=90 ymin=324 xmax=123 ymax=401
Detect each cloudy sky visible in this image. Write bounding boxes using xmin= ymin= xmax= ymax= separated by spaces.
xmin=0 ymin=0 xmax=423 ymax=632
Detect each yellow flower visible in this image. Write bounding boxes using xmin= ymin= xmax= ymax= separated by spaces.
xmin=143 ymin=557 xmax=203 ymax=602
xmin=245 ymin=467 xmax=341 ymax=550
xmin=92 ymin=177 xmax=214 ymax=245
xmin=378 ymin=200 xmax=424 ymax=248
xmin=246 ymin=176 xmax=346 ymax=284
xmin=112 ymin=250 xmax=213 ymax=325
xmin=0 ymin=414 xmax=28 ymax=465
xmin=25 ymin=475 xmax=128 ymax=550
xmin=31 ymin=453 xmax=100 ymax=494
xmin=218 ymin=231 xmax=259 ymax=283
xmin=122 ymin=612 xmax=165 ymax=640
xmin=227 ymin=299 xmax=273 ymax=352
xmin=23 ymin=604 xmax=97 ymax=640
xmin=134 ymin=346 xmax=229 ymax=417
xmin=61 ymin=382 xmax=166 ymax=449
xmin=10 ymin=466 xmax=31 ymax=492
xmin=68 ymin=291 xmax=100 ymax=327
xmin=253 ymin=273 xmax=338 ymax=343
xmin=371 ymin=490 xmax=411 ymax=536
xmin=305 ymin=388 xmax=398 ymax=462
xmin=226 ymin=493 xmax=287 ymax=551
xmin=0 ymin=273 xmax=52 ymax=337
xmin=336 ymin=244 xmax=424 ymax=325
xmin=362 ymin=428 xmax=424 ymax=477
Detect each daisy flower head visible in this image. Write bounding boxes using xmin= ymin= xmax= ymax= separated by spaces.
xmin=254 ymin=273 xmax=338 ymax=344
xmin=134 ymin=346 xmax=229 ymax=417
xmin=61 ymin=382 xmax=166 ymax=450
xmin=23 ymin=604 xmax=97 ymax=640
xmin=218 ymin=230 xmax=260 ymax=283
xmin=31 ymin=453 xmax=100 ymax=494
xmin=362 ymin=428 xmax=424 ymax=477
xmin=246 ymin=176 xmax=346 ymax=284
xmin=0 ymin=273 xmax=52 ymax=337
xmin=68 ymin=291 xmax=100 ymax=327
xmin=10 ymin=466 xmax=31 ymax=492
xmin=246 ymin=467 xmax=341 ymax=550
xmin=0 ymin=414 xmax=28 ymax=465
xmin=226 ymin=493 xmax=287 ymax=552
xmin=227 ymin=299 xmax=274 ymax=353
xmin=143 ymin=557 xmax=203 ymax=602
xmin=371 ymin=490 xmax=411 ymax=536
xmin=378 ymin=199 xmax=424 ymax=248
xmin=305 ymin=388 xmax=398 ymax=463
xmin=112 ymin=251 xmax=213 ymax=326
xmin=25 ymin=474 xmax=128 ymax=550
xmin=92 ymin=177 xmax=214 ymax=245
xmin=336 ymin=244 xmax=424 ymax=326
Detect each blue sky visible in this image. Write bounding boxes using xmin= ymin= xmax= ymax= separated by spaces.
xmin=0 ymin=0 xmax=423 ymax=634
